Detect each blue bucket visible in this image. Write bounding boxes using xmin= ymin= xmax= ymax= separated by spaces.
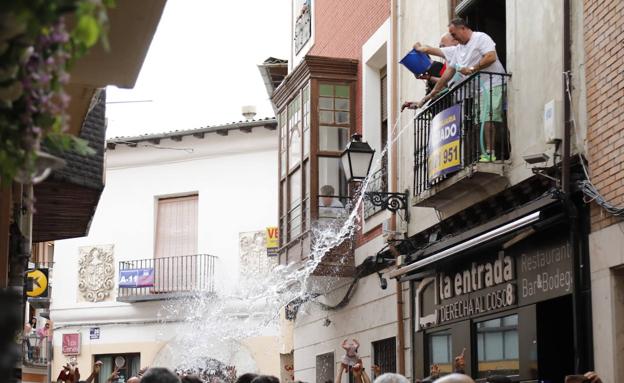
xmin=399 ymin=49 xmax=432 ymax=75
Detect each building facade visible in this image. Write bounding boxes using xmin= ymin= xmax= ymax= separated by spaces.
xmin=271 ymin=0 xmax=622 ymax=382
xmin=50 ymin=119 xmax=282 ymax=382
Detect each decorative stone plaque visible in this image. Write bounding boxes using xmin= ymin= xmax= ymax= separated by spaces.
xmin=78 ymin=245 xmax=115 ymax=302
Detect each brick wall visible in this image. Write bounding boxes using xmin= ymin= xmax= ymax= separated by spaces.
xmin=584 ymin=0 xmax=624 ymax=231
xmin=310 ymin=0 xmax=390 ymax=135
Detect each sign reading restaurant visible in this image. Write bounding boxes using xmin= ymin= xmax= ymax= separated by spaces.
xmin=415 ymin=229 xmax=574 ymax=329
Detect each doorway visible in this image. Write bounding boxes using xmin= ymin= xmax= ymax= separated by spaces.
xmin=536 ymin=295 xmax=574 ymax=383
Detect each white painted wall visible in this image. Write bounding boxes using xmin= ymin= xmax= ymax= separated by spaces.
xmin=50 ymin=126 xmax=279 ymax=372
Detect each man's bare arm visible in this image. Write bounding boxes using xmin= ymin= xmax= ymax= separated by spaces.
xmin=413 ymin=42 xmax=445 ymax=59
xmin=417 ymin=66 xmax=455 ymax=107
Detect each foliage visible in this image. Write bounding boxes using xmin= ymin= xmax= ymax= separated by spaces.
xmin=0 ymin=0 xmax=114 ymax=185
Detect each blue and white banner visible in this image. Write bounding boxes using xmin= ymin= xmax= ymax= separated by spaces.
xmin=119 ymin=268 xmax=155 ymax=288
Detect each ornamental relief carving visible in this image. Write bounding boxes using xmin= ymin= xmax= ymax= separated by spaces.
xmin=78 ymin=245 xmax=115 ymax=302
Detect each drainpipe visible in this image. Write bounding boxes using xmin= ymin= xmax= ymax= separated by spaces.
xmin=390 ymin=0 xmax=405 ymax=376
xmin=562 ymin=0 xmax=592 ymax=373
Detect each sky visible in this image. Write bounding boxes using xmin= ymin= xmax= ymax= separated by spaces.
xmin=105 ymin=1 xmax=291 ymax=139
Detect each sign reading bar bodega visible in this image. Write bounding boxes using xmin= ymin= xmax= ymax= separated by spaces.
xmin=437 ymin=252 xmax=516 ymax=324
xmin=428 ymin=104 xmax=462 ymax=180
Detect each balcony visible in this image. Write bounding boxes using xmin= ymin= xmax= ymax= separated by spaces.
xmin=117 ymin=254 xmax=216 ymax=303
xmin=21 ymin=334 xmax=51 ymax=368
xmin=413 ymin=72 xmax=512 ymax=210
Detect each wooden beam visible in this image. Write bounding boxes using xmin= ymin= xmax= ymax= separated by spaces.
xmin=216 ymin=130 xmax=229 ymax=136
xmin=148 ymin=138 xmax=160 ymax=144
xmin=171 ymin=136 xmax=183 ymax=142
xmin=106 ymin=142 xmax=116 ymax=150
xmin=239 ymin=127 xmax=253 ymax=133
xmin=264 ymin=124 xmax=277 ymax=131
xmin=192 ymin=132 xmax=205 ymax=139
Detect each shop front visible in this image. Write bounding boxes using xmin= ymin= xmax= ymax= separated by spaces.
xmin=410 ymin=224 xmax=578 ymax=383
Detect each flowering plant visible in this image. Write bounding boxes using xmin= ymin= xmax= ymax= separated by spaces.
xmin=0 ymin=0 xmax=113 ymax=184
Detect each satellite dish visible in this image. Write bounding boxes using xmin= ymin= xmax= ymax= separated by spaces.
xmin=114 ymin=356 xmax=126 ymax=368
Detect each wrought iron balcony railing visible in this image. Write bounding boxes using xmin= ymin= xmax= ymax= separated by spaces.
xmin=413 ymin=71 xmax=511 ymax=196
xmin=21 ymin=334 xmax=51 ymax=367
xmin=117 ymin=254 xmax=216 ymax=302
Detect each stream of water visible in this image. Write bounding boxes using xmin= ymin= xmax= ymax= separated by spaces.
xmin=152 ymin=114 xmax=414 ymax=376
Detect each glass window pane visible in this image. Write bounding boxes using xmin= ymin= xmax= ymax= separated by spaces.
xmin=281 ymin=151 xmax=286 ymax=177
xmin=318 ymin=157 xmax=347 ymax=219
xmin=504 ymin=331 xmax=519 ymax=359
xmin=319 ymin=97 xmax=334 ymax=110
xmin=319 ymin=126 xmax=348 ymax=152
xmin=304 ymin=127 xmax=310 ymax=156
xmin=476 ymin=314 xmax=519 ymax=379
xmin=335 ymin=111 xmax=350 ymax=124
xmin=320 ymin=110 xmax=334 ymax=124
xmin=335 ymin=85 xmax=350 ymax=98
xmin=290 ymin=169 xmax=301 ymax=206
xmin=428 ymin=331 xmax=452 ymax=374
xmin=289 ymin=127 xmax=301 ymax=168
xmin=320 ymin=84 xmax=334 ymax=97
xmin=335 ymin=98 xmax=349 ymax=111
xmin=484 ymin=332 xmax=503 ymax=360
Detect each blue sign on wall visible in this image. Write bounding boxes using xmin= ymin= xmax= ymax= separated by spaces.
xmin=119 ymin=268 xmax=154 ymax=288
xmin=428 ymin=104 xmax=462 ymax=180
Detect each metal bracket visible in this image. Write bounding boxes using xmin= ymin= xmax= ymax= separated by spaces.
xmin=364 ymin=191 xmax=410 ymax=222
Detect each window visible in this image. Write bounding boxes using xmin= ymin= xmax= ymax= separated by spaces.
xmin=155 ymin=195 xmax=198 ymax=258
xmin=476 ymin=314 xmax=519 ymax=378
xmin=373 ymin=337 xmax=396 ymax=376
xmin=319 ymin=84 xmax=350 ymax=152
xmin=289 ymin=94 xmax=302 ymax=170
xmin=428 ymin=330 xmax=453 ymax=374
xmin=316 ymin=352 xmax=334 ymax=383
xmin=95 ymin=353 xmax=140 ymax=383
xmin=155 ymin=194 xmax=198 ymax=292
xmin=318 ymin=157 xmax=347 ymax=220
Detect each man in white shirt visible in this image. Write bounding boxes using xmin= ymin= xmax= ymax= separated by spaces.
xmin=318 ymin=184 xmax=344 ymax=219
xmin=417 ymin=19 xmax=507 ymax=162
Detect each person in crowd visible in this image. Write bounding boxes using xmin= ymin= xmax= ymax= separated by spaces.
xmin=142 ymin=368 xmax=181 ymax=383
xmin=319 ymin=185 xmax=344 ymax=219
xmin=373 ymin=373 xmax=409 ymax=383
xmin=402 ymin=33 xmax=461 ymax=111
xmin=29 ymin=316 xmax=38 ymax=330
xmin=250 ymin=375 xmax=280 ymax=383
xmin=415 ymin=18 xmax=506 ymax=162
xmin=565 ymin=372 xmax=602 ymax=383
xmin=453 ymin=348 xmax=466 ymax=374
xmin=180 ymin=375 xmax=203 ymax=383
xmin=36 ymin=321 xmax=50 ymax=362
xmin=23 ymin=323 xmax=33 ymax=361
xmin=351 ymin=363 xmax=371 ymax=383
xmin=236 ymin=373 xmax=259 ymax=383
xmin=336 ymin=338 xmax=362 ymax=383
xmin=432 ymin=374 xmax=475 ymax=383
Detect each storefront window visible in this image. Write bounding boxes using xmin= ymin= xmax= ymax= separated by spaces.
xmin=428 ymin=330 xmax=453 ymax=374
xmin=476 ymin=314 xmax=519 ymax=378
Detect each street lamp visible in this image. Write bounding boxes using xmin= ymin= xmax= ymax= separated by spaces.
xmin=340 ymin=133 xmax=375 ymax=183
xmin=340 ymin=134 xmax=409 ymax=220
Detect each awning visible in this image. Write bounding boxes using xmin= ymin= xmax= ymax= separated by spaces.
xmin=388 ymin=195 xmax=561 ymax=279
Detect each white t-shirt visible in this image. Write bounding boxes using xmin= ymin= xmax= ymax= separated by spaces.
xmin=448 ymin=31 xmax=506 ymax=87
xmin=440 ymin=45 xmax=463 ymax=87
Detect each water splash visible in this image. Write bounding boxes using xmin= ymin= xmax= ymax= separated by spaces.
xmin=153 ymin=115 xmax=413 ymax=374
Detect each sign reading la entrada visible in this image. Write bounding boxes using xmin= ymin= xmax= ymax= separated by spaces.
xmin=415 ymin=230 xmax=575 ymax=329
xmin=437 ymin=252 xmax=516 ymax=323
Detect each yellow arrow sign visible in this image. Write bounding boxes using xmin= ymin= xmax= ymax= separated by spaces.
xmin=27 ymin=269 xmax=48 ymax=298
